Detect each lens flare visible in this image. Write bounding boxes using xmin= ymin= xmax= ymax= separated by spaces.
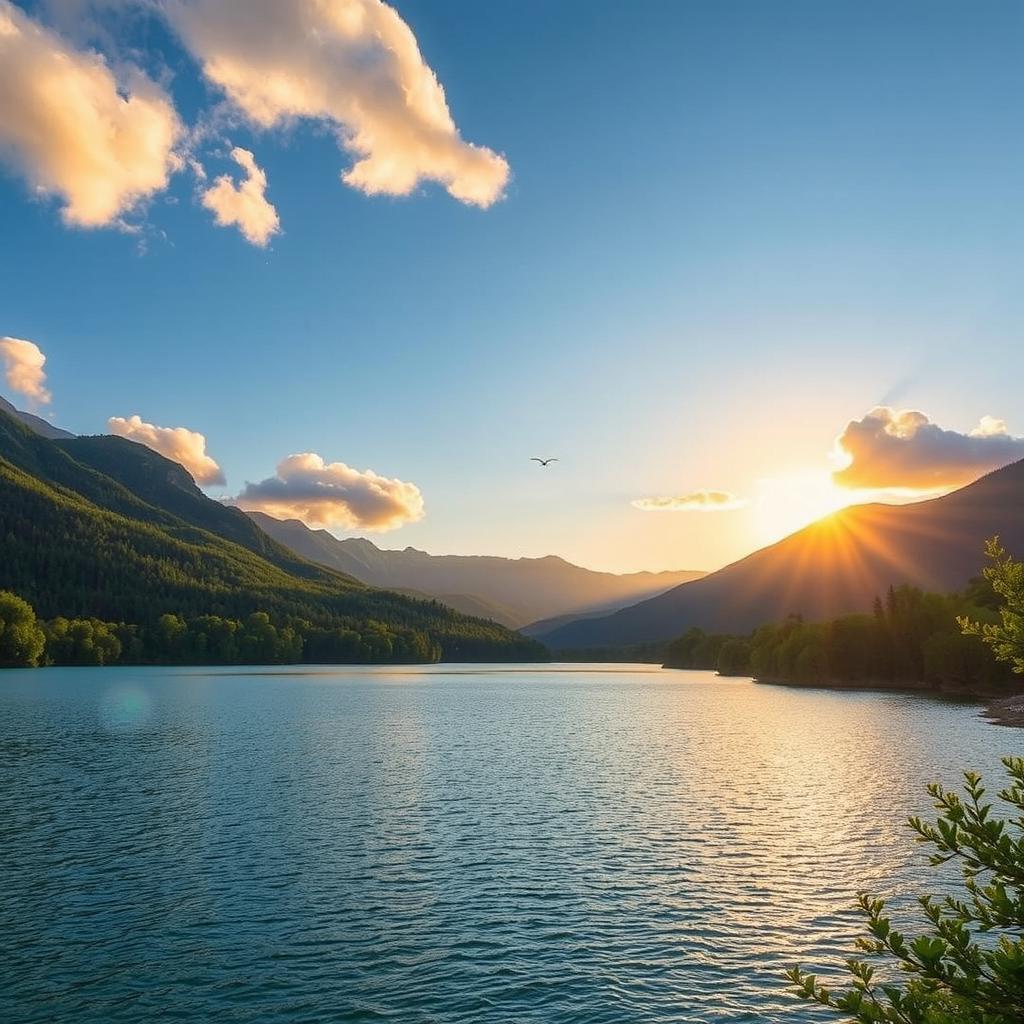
xmin=99 ymin=686 xmax=153 ymax=733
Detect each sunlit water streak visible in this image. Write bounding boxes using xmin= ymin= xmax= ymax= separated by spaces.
xmin=0 ymin=665 xmax=1013 ymax=1022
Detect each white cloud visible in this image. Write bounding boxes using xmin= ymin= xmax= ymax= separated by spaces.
xmin=200 ymin=146 xmax=280 ymax=246
xmin=833 ymin=407 xmax=1024 ymax=490
xmin=164 ymin=0 xmax=510 ymax=207
xmin=970 ymin=415 xmax=1008 ymax=439
xmin=0 ymin=0 xmax=183 ymax=228
xmin=232 ymin=452 xmax=424 ymax=530
xmin=632 ymin=490 xmax=747 ymax=512
xmin=0 ymin=336 xmax=51 ymax=404
xmin=107 ymin=414 xmax=226 ymax=485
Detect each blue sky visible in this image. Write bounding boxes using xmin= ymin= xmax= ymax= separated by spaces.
xmin=1 ymin=0 xmax=1022 ymax=572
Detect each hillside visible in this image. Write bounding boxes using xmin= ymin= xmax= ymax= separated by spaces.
xmin=0 ymin=395 xmax=74 ymax=440
xmin=391 ymin=587 xmax=521 ymax=626
xmin=542 ymin=459 xmax=1024 ymax=648
xmin=246 ymin=510 xmax=705 ymax=628
xmin=0 ymin=407 xmax=544 ymax=662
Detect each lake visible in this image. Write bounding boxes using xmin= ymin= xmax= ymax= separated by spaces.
xmin=0 ymin=664 xmax=1013 ymax=1023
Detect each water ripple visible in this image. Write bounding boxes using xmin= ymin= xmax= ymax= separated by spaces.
xmin=0 ymin=665 xmax=1010 ymax=1023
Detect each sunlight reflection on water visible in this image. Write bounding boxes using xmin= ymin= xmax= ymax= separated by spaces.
xmin=0 ymin=665 xmax=1010 ymax=1023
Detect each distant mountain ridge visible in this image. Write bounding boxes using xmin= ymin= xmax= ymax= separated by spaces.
xmin=246 ymin=510 xmax=705 ymax=628
xmin=542 ymin=459 xmax=1024 ymax=648
xmin=0 ymin=395 xmax=74 ymax=440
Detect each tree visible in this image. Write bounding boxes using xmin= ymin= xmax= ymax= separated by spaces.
xmin=0 ymin=590 xmax=46 ymax=667
xmin=716 ymin=639 xmax=751 ymax=676
xmin=923 ymin=631 xmax=1003 ymax=690
xmin=960 ymin=537 xmax=1024 ymax=675
xmin=789 ymin=757 xmax=1024 ymax=1022
xmin=154 ymin=613 xmax=187 ymax=661
xmin=44 ymin=617 xmax=123 ymax=666
xmin=665 ymin=627 xmax=740 ymax=671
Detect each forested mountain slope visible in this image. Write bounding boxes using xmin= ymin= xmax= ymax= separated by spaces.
xmin=0 ymin=408 xmax=543 ymax=661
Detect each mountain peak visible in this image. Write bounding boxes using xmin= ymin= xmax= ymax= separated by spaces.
xmin=248 ymin=509 xmax=706 ymax=630
xmin=340 ymin=536 xmax=382 ymax=553
xmin=543 ymin=458 xmax=1024 ymax=648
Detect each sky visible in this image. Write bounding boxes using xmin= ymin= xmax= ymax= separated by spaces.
xmin=1 ymin=0 xmax=1023 ymax=574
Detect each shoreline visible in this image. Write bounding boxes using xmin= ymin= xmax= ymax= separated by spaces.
xmin=982 ymin=694 xmax=1024 ymax=728
xmin=753 ymin=675 xmax=1024 ymax=728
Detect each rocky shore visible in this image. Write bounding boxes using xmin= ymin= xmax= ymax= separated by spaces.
xmin=983 ymin=694 xmax=1024 ymax=728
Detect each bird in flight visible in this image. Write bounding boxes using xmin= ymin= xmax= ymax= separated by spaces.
xmin=531 ymin=457 xmax=559 ymax=466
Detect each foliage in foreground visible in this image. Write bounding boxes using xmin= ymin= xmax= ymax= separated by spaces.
xmin=789 ymin=758 xmax=1024 ymax=1022
xmin=960 ymin=538 xmax=1024 ymax=677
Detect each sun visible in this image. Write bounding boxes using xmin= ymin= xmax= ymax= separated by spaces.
xmin=752 ymin=470 xmax=854 ymax=546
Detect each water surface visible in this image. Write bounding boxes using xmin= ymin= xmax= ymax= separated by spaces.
xmin=0 ymin=665 xmax=1012 ymax=1022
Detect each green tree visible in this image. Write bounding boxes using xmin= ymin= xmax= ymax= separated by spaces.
xmin=0 ymin=590 xmax=45 ymax=667
xmin=923 ymin=631 xmax=1002 ymax=690
xmin=665 ymin=627 xmax=740 ymax=670
xmin=716 ymin=638 xmax=751 ymax=676
xmin=154 ymin=613 xmax=187 ymax=661
xmin=44 ymin=617 xmax=123 ymax=666
xmin=960 ymin=538 xmax=1024 ymax=675
xmin=732 ymin=583 xmax=1010 ymax=692
xmin=789 ymin=758 xmax=1024 ymax=1022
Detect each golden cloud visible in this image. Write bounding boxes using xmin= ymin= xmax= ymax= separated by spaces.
xmin=0 ymin=336 xmax=51 ymax=404
xmin=832 ymin=407 xmax=1024 ymax=491
xmin=632 ymin=490 xmax=747 ymax=512
xmin=107 ymin=415 xmax=226 ymax=486
xmin=0 ymin=1 xmax=182 ymax=227
xmin=232 ymin=452 xmax=424 ymax=530
xmin=200 ymin=146 xmax=280 ymax=247
xmin=165 ymin=0 xmax=510 ymax=207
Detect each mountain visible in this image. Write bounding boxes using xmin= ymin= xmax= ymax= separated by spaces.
xmin=519 ymin=606 xmax=632 ymax=637
xmin=0 ymin=405 xmax=544 ymax=661
xmin=246 ymin=510 xmax=705 ymax=628
xmin=391 ymin=588 xmax=522 ymax=626
xmin=0 ymin=395 xmax=75 ymax=440
xmin=543 ymin=459 xmax=1024 ymax=648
